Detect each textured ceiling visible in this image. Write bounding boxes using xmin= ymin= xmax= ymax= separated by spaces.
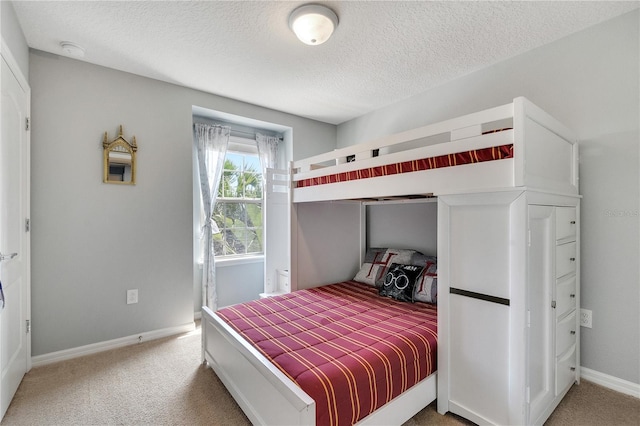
xmin=12 ymin=1 xmax=639 ymax=125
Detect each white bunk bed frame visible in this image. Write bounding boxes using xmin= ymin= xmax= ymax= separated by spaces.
xmin=202 ymin=97 xmax=579 ymax=426
xmin=291 ymin=97 xmax=578 ymax=202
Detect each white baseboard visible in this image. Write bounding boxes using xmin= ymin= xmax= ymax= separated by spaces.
xmin=31 ymin=322 xmax=196 ymax=368
xmin=581 ymin=366 xmax=640 ymax=398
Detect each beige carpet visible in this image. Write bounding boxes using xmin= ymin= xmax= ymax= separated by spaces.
xmin=3 ymin=325 xmax=638 ymax=425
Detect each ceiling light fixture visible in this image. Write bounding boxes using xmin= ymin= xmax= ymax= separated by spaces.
xmin=59 ymin=41 xmax=85 ymax=57
xmin=289 ymin=4 xmax=338 ymax=46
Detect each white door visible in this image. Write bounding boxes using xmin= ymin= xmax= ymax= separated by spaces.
xmin=0 ymin=52 xmax=30 ymax=420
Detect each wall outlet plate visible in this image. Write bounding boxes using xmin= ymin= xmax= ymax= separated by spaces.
xmin=580 ymin=308 xmax=592 ymax=328
xmin=127 ymin=289 xmax=138 ymax=305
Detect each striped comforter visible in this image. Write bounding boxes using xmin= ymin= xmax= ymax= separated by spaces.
xmin=216 ymin=281 xmax=438 ymax=426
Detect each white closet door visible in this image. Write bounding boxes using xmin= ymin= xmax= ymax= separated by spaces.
xmin=0 ymin=52 xmax=31 ymax=420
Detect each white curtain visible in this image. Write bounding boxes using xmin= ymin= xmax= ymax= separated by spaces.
xmin=195 ymin=123 xmax=230 ymax=311
xmin=256 ymin=132 xmax=280 ymax=172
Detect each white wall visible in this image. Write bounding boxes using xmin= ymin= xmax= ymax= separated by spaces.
xmin=29 ymin=51 xmax=336 ymax=356
xmin=338 ymin=11 xmax=639 ymax=385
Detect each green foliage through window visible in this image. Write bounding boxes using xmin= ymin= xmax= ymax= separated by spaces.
xmin=213 ymin=152 xmax=263 ymax=256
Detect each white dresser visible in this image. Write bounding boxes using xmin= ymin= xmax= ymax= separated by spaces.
xmin=438 ymin=191 xmax=580 ymax=425
xmin=553 ymin=207 xmax=579 ymax=398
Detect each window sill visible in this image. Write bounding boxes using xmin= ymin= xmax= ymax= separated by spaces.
xmin=198 ymin=255 xmax=264 ymax=268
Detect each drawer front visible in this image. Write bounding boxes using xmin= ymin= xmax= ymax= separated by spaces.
xmin=556 ymin=242 xmax=577 ymax=279
xmin=556 ymin=276 xmax=577 ymax=318
xmin=556 ymin=207 xmax=577 ymax=241
xmin=556 ymin=344 xmax=577 ymax=395
xmin=556 ymin=310 xmax=577 ymax=356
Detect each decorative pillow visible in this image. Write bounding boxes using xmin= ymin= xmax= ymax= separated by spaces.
xmin=353 ymin=248 xmax=420 ymax=287
xmin=379 ymin=263 xmax=425 ymax=303
xmin=413 ymin=255 xmax=438 ymax=304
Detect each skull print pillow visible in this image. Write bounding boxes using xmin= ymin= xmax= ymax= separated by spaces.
xmin=378 ymin=263 xmax=425 ymax=303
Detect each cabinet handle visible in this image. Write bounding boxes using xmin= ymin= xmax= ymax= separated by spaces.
xmin=570 ymin=294 xmax=575 ymax=298
xmin=570 ymin=367 xmax=576 ymax=371
xmin=570 ymin=330 xmax=576 ymax=335
xmin=570 ymin=221 xmax=576 ymax=224
xmin=570 ymin=257 xmax=576 ymax=262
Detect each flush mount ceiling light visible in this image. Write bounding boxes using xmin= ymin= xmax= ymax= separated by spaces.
xmin=289 ymin=4 xmax=338 ymax=46
xmin=60 ymin=41 xmax=85 ymax=57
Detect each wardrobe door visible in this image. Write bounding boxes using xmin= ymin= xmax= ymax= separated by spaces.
xmin=438 ymin=191 xmax=527 ymax=425
xmin=527 ymin=205 xmax=555 ymax=424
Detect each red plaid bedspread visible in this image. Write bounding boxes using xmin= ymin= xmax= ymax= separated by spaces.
xmin=296 ymin=144 xmax=513 ymax=188
xmin=216 ymin=281 xmax=438 ymax=426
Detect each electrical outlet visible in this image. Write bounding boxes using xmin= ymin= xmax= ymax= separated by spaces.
xmin=127 ymin=289 xmax=138 ymax=305
xmin=580 ymin=308 xmax=592 ymax=328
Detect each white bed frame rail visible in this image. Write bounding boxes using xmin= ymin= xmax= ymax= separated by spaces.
xmin=291 ymin=97 xmax=578 ymax=203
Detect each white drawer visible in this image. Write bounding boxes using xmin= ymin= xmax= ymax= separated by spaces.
xmin=556 ymin=344 xmax=577 ymax=395
xmin=556 ymin=242 xmax=577 ymax=279
xmin=556 ymin=276 xmax=577 ymax=319
xmin=556 ymin=310 xmax=577 ymax=357
xmin=556 ymin=207 xmax=577 ymax=241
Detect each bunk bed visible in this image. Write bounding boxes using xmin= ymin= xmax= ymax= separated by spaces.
xmin=291 ymin=97 xmax=578 ymax=202
xmin=202 ymin=97 xmax=581 ymax=426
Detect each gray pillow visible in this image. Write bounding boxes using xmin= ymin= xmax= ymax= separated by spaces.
xmin=353 ymin=248 xmax=420 ymax=287
xmin=412 ymin=255 xmax=438 ymax=304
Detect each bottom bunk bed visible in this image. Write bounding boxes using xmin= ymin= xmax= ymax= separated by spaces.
xmin=203 ymin=279 xmax=438 ymax=426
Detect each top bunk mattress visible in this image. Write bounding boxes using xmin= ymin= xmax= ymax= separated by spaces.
xmin=216 ymin=280 xmax=438 ymax=426
xmin=296 ymin=143 xmax=513 ymax=189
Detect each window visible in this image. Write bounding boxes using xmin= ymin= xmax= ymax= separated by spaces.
xmin=212 ymin=150 xmax=263 ymax=257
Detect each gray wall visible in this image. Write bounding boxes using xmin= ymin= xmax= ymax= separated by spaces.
xmin=338 ymin=11 xmax=639 ymax=385
xmin=193 ymin=260 xmax=264 ymax=311
xmin=367 ymin=202 xmax=438 ymax=256
xmin=29 ymin=51 xmax=335 ymax=356
xmin=217 ymin=261 xmax=264 ymax=308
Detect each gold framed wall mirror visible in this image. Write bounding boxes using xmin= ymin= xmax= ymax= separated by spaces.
xmin=103 ymin=125 xmax=137 ymax=184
